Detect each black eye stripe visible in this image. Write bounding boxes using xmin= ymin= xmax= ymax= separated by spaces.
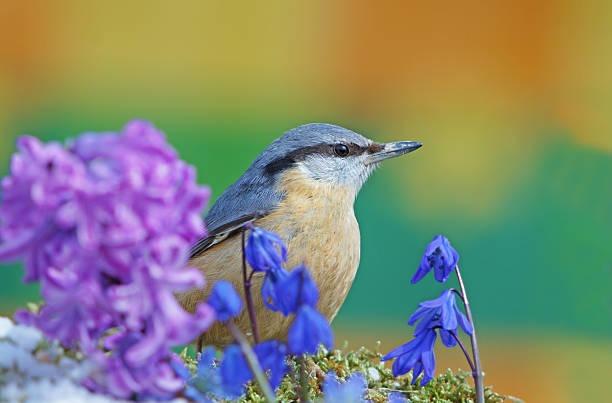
xmin=264 ymin=142 xmax=371 ymax=175
xmin=341 ymin=143 xmax=368 ymax=155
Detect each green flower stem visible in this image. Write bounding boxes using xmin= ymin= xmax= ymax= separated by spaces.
xmin=227 ymin=320 xmax=276 ymax=402
xmin=454 ymin=264 xmax=484 ymax=403
xmin=297 ymin=355 xmax=310 ymax=402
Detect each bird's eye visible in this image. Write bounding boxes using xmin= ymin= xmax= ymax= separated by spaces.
xmin=333 ymin=143 xmax=350 ymax=157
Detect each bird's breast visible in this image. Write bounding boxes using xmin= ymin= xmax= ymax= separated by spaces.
xmin=258 ymin=168 xmax=361 ymax=320
xmin=180 ymin=168 xmax=362 ymax=345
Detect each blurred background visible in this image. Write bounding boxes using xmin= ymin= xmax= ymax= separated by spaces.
xmin=0 ymin=1 xmax=610 ymax=401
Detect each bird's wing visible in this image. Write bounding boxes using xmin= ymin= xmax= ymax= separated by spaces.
xmin=189 ymin=210 xmax=269 ymax=258
xmin=190 ymin=149 xmax=284 ymax=260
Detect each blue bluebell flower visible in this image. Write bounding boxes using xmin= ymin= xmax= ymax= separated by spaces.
xmin=382 ymin=328 xmax=437 ymax=385
xmin=262 ymin=264 xmax=319 ymax=315
xmin=253 ymin=340 xmax=288 ymax=390
xmin=411 ymin=235 xmax=459 ymax=284
xmin=183 ymin=347 xmax=224 ymax=401
xmin=219 ymin=345 xmax=251 ymax=398
xmin=323 ymin=372 xmax=368 ymax=403
xmin=208 ymin=280 xmax=242 ymax=322
xmin=409 ymin=289 xmax=473 ymax=347
xmin=245 ymin=226 xmax=287 ymax=272
xmin=273 ymin=265 xmax=319 ymax=315
xmin=383 ymin=290 xmax=473 ymax=384
xmin=220 ymin=341 xmax=288 ymax=398
xmin=288 ymin=305 xmax=333 ymax=355
xmin=261 ymin=266 xmax=290 ymax=312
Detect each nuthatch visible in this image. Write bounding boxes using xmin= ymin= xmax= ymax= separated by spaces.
xmin=178 ymin=123 xmax=421 ymax=346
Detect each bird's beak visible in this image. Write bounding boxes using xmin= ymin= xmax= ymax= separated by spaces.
xmin=365 ymin=141 xmax=422 ymax=165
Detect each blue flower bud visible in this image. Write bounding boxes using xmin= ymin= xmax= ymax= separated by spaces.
xmin=408 ymin=289 xmax=473 ymax=337
xmin=411 ymin=235 xmax=459 ymax=284
xmin=382 ymin=328 xmax=437 ymax=385
xmin=220 ymin=341 xmax=287 ymax=398
xmin=288 ymin=305 xmax=333 ymax=355
xmin=245 ymin=226 xmax=287 ymax=272
xmin=208 ymin=281 xmax=242 ymax=322
xmin=261 ymin=266 xmax=290 ymax=312
xmin=276 ymin=265 xmax=319 ymax=315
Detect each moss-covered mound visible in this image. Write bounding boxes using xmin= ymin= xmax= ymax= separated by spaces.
xmin=182 ymin=344 xmax=509 ymax=402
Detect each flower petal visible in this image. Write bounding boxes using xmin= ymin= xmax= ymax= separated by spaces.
xmin=208 ymin=281 xmax=242 ymax=322
xmin=410 ymin=257 xmax=432 ymax=284
xmin=288 ymin=306 xmax=333 ymax=355
xmin=440 ymin=329 xmax=457 ymax=347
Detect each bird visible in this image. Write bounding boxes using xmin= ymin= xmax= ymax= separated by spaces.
xmin=177 ymin=123 xmax=421 ymax=347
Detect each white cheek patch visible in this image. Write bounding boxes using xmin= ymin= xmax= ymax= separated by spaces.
xmin=298 ymin=155 xmax=375 ymax=191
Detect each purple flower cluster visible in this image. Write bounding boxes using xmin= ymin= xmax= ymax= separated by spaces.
xmin=0 ymin=121 xmax=214 ymax=399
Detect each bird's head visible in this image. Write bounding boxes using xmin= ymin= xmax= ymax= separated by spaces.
xmin=257 ymin=123 xmax=422 ymax=194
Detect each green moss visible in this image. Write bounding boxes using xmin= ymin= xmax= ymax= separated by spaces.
xmin=182 ymin=343 xmax=511 ymax=402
